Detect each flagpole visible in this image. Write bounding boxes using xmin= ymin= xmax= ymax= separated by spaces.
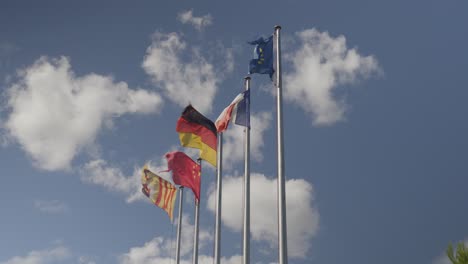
xmin=242 ymin=76 xmax=251 ymax=264
xmin=214 ymin=132 xmax=223 ymax=264
xmin=274 ymin=25 xmax=288 ymax=264
xmin=175 ymin=187 xmax=184 ymax=264
xmin=192 ymin=159 xmax=201 ymax=264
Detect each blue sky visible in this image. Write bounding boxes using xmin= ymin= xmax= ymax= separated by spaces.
xmin=1 ymin=1 xmax=468 ymax=263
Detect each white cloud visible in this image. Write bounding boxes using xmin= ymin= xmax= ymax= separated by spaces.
xmin=81 ymin=149 xmax=193 ymax=202
xmin=119 ymin=215 xmax=214 ymax=264
xmin=0 ymin=245 xmax=71 ymax=264
xmin=120 ymin=214 xmax=212 ymax=261
xmin=207 ymin=173 xmax=319 ymax=258
xmin=177 ymin=10 xmax=213 ymax=31
xmin=81 ymin=159 xmax=142 ymax=202
xmin=34 ymin=200 xmax=68 ymax=213
xmin=79 ymin=144 xmax=204 ymax=203
xmin=80 ymin=159 xmax=173 ymax=203
xmin=4 ymin=56 xmax=163 ymax=171
xmin=119 ymin=235 xmax=239 ymax=264
xmin=119 ymin=237 xmax=165 ymax=264
xmin=0 ymin=126 xmax=9 ymax=147
xmin=284 ymin=28 xmax=381 ymax=125
xmin=142 ymin=32 xmax=232 ymax=113
xmin=222 ymin=111 xmax=272 ymax=169
xmin=177 ymin=215 xmax=213 ymax=257
xmin=78 ymin=256 xmax=96 ymax=264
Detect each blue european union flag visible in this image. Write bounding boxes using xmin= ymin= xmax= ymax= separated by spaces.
xmin=248 ymin=36 xmax=274 ymax=78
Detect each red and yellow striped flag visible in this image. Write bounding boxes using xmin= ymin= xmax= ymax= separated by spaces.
xmin=141 ymin=165 xmax=178 ymax=220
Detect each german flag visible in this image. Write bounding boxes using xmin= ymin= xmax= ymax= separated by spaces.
xmin=176 ymin=105 xmax=217 ymax=167
xmin=141 ymin=166 xmax=178 ymax=220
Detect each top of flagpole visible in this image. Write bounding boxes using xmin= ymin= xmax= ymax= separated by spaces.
xmin=274 ymin=25 xmax=282 ymax=30
xmin=244 ymin=76 xmax=251 ymax=80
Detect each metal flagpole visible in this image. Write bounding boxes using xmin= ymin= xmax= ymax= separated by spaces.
xmin=214 ymin=133 xmax=223 ymax=264
xmin=175 ymin=187 xmax=184 ymax=264
xmin=192 ymin=159 xmax=202 ymax=264
xmin=242 ymin=76 xmax=251 ymax=264
xmin=274 ymin=25 xmax=288 ymax=264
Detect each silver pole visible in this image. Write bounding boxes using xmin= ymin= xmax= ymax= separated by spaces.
xmin=214 ymin=133 xmax=223 ymax=264
xmin=274 ymin=25 xmax=288 ymax=264
xmin=192 ymin=159 xmax=201 ymax=264
xmin=175 ymin=187 xmax=184 ymax=264
xmin=242 ymin=76 xmax=251 ymax=264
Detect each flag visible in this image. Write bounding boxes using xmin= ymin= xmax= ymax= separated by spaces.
xmin=141 ymin=166 xmax=178 ymax=220
xmin=176 ymin=105 xmax=217 ymax=167
xmin=165 ymin=151 xmax=201 ymax=201
xmin=248 ymin=35 xmax=274 ymax=78
xmin=215 ymin=90 xmax=250 ymax=132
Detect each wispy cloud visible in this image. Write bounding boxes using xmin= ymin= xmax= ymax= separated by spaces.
xmin=284 ymin=28 xmax=381 ymax=125
xmin=0 ymin=245 xmax=71 ymax=264
xmin=3 ymin=56 xmax=163 ymax=171
xmin=142 ymin=32 xmax=233 ymax=114
xmin=176 ymin=215 xmax=212 ymax=258
xmin=78 ymin=256 xmax=97 ymax=264
xmin=34 ymin=200 xmax=69 ymax=213
xmin=177 ymin=10 xmax=213 ymax=31
xmin=222 ymin=111 xmax=272 ymax=169
xmin=80 ymin=159 xmax=144 ymax=203
xmin=120 ymin=234 xmax=239 ymax=264
xmin=119 ymin=215 xmax=215 ymax=264
xmin=80 ymin=154 xmax=178 ymax=203
xmin=207 ymin=173 xmax=319 ymax=258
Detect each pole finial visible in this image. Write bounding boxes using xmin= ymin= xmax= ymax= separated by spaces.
xmin=244 ymin=76 xmax=251 ymax=81
xmin=274 ymin=25 xmax=282 ymax=30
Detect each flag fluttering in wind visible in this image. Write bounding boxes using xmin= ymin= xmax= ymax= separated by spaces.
xmin=165 ymin=151 xmax=201 ymax=201
xmin=215 ymin=90 xmax=250 ymax=133
xmin=248 ymin=35 xmax=274 ymax=78
xmin=141 ymin=166 xmax=178 ymax=220
xmin=176 ymin=105 xmax=217 ymax=167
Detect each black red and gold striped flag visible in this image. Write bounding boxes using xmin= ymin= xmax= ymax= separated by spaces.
xmin=176 ymin=105 xmax=217 ymax=167
xmin=141 ymin=166 xmax=178 ymax=220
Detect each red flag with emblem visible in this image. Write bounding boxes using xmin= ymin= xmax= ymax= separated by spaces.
xmin=165 ymin=151 xmax=201 ymax=201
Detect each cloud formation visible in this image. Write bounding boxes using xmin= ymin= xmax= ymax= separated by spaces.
xmin=34 ymin=200 xmax=69 ymax=213
xmin=80 ymin=159 xmax=142 ymax=203
xmin=284 ymin=28 xmax=380 ymax=125
xmin=80 ymin=155 xmax=182 ymax=203
xmin=207 ymin=173 xmax=319 ymax=258
xmin=0 ymin=245 xmax=71 ymax=264
xmin=177 ymin=10 xmax=213 ymax=31
xmin=4 ymin=56 xmax=163 ymax=171
xmin=119 ymin=216 xmax=216 ymax=264
xmin=120 ymin=236 xmax=240 ymax=264
xmin=142 ymin=32 xmax=232 ymax=113
xmin=222 ymin=111 xmax=272 ymax=169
